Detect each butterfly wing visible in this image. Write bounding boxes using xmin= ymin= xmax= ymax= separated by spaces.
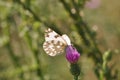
xmin=43 ymin=28 xmax=67 ymax=56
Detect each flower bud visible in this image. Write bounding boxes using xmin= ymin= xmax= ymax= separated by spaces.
xmin=65 ymin=45 xmax=80 ymax=64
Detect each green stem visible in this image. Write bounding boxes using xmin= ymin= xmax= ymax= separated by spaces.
xmin=59 ymin=0 xmax=90 ymax=46
xmin=14 ymin=0 xmax=62 ymax=34
xmin=5 ymin=22 xmax=25 ymax=80
xmin=25 ymin=31 xmax=44 ymax=80
xmin=99 ymin=70 xmax=104 ymax=80
xmin=70 ymin=64 xmax=80 ymax=80
xmin=74 ymin=76 xmax=78 ymax=80
xmin=33 ymin=50 xmax=44 ymax=80
xmin=6 ymin=43 xmax=24 ymax=80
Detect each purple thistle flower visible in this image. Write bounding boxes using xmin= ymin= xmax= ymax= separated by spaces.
xmin=85 ymin=0 xmax=101 ymax=9
xmin=65 ymin=45 xmax=80 ymax=64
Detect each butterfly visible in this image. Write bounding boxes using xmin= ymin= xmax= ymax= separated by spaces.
xmin=43 ymin=28 xmax=71 ymax=56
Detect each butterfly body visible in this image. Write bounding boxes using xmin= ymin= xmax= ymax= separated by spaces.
xmin=43 ymin=28 xmax=71 ymax=56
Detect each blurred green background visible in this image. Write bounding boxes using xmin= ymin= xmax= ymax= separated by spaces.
xmin=0 ymin=0 xmax=120 ymax=80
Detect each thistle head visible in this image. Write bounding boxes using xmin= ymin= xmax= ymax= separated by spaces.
xmin=65 ymin=45 xmax=80 ymax=64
